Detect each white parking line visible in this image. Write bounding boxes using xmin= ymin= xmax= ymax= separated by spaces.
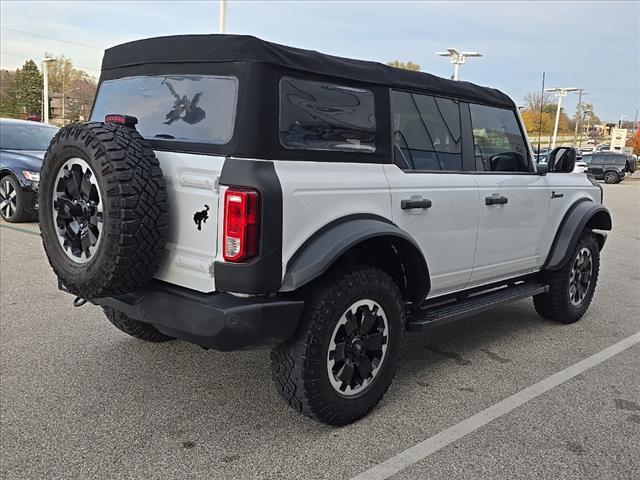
xmin=350 ymin=331 xmax=640 ymax=480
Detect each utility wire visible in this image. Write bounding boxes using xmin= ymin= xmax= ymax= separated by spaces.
xmin=0 ymin=51 xmax=29 ymax=59
xmin=1 ymin=51 xmax=100 ymax=74
xmin=0 ymin=27 xmax=103 ymax=50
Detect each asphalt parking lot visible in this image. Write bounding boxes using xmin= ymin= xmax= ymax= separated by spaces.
xmin=1 ymin=180 xmax=639 ymax=480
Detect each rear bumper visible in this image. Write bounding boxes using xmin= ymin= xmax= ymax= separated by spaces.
xmin=91 ymin=281 xmax=304 ymax=351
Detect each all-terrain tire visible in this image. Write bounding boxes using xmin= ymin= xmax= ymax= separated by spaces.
xmin=103 ymin=307 xmax=174 ymax=342
xmin=39 ymin=122 xmax=169 ymax=298
xmin=533 ymin=230 xmax=600 ymax=324
xmin=270 ymin=266 xmax=405 ymax=426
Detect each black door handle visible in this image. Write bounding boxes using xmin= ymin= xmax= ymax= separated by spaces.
xmin=485 ymin=195 xmax=508 ymax=205
xmin=401 ymin=198 xmax=432 ymax=210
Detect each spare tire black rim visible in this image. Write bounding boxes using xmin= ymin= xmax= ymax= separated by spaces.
xmin=327 ymin=299 xmax=389 ymax=396
xmin=52 ymin=158 xmax=103 ymax=264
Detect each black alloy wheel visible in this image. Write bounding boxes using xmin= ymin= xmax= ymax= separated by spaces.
xmin=569 ymin=247 xmax=593 ymax=306
xmin=52 ymin=158 xmax=103 ymax=264
xmin=327 ymin=299 xmax=389 ymax=396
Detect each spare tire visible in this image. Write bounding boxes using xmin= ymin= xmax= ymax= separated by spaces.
xmin=39 ymin=122 xmax=169 ymax=298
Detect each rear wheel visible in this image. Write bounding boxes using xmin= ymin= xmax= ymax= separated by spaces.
xmin=270 ymin=266 xmax=404 ymax=426
xmin=603 ymin=171 xmax=618 ymax=184
xmin=534 ymin=230 xmax=600 ymax=324
xmin=103 ymin=307 xmax=174 ymax=342
xmin=0 ymin=175 xmax=33 ymax=223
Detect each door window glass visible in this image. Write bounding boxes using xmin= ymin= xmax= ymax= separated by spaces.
xmin=390 ymin=90 xmax=462 ymax=170
xmin=469 ymin=104 xmax=531 ymax=172
xmin=279 ymin=77 xmax=376 ymax=153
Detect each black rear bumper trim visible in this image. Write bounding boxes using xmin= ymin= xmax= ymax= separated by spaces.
xmin=90 ymin=281 xmax=304 ymax=351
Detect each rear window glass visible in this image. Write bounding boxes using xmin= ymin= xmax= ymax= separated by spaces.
xmin=279 ymin=77 xmax=376 ymax=153
xmin=91 ymin=75 xmax=238 ymax=144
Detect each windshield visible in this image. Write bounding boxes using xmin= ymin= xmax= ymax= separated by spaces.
xmin=0 ymin=124 xmax=58 ymax=150
xmin=91 ymin=75 xmax=238 ymax=145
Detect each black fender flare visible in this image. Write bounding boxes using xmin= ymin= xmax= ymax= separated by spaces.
xmin=280 ymin=215 xmax=430 ymax=301
xmin=543 ymin=199 xmax=612 ymax=270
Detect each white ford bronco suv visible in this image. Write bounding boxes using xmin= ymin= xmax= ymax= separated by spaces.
xmin=39 ymin=35 xmax=611 ymax=426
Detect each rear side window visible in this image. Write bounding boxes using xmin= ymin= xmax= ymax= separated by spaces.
xmin=608 ymin=155 xmax=626 ymax=165
xmin=279 ymin=77 xmax=376 ymax=153
xmin=469 ymin=104 xmax=531 ymax=172
xmin=91 ymin=75 xmax=238 ymax=144
xmin=390 ymin=90 xmax=462 ymax=171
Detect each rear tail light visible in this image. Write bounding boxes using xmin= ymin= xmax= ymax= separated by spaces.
xmin=223 ymin=188 xmax=259 ymax=262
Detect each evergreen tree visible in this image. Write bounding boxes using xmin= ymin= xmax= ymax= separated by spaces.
xmin=16 ymin=60 xmax=43 ymax=116
xmin=0 ymin=70 xmax=18 ymax=118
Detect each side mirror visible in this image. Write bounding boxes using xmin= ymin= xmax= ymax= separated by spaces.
xmin=547 ymin=147 xmax=576 ymax=173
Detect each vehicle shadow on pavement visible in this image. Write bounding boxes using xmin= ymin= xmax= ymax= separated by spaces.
xmin=402 ymin=300 xmax=544 ymax=370
xmin=83 ymin=299 xmax=547 ymax=432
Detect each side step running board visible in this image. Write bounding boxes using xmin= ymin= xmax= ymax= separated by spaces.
xmin=407 ymin=281 xmax=549 ymax=332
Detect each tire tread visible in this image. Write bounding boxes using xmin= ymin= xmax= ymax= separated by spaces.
xmin=40 ymin=122 xmax=169 ymax=298
xmin=271 ymin=265 xmax=405 ymax=426
xmin=103 ymin=307 xmax=173 ymax=342
xmin=534 ymin=230 xmax=600 ymax=323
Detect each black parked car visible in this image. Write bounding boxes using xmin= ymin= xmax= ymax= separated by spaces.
xmin=582 ymin=152 xmax=629 ymax=184
xmin=0 ymin=118 xmax=58 ymax=222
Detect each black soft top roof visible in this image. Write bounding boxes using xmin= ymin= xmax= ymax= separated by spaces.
xmin=102 ymin=34 xmax=515 ymax=109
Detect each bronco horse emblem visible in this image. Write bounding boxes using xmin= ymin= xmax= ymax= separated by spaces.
xmin=193 ymin=205 xmax=210 ymax=230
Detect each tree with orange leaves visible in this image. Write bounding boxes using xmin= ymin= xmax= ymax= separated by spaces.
xmin=627 ymin=129 xmax=640 ymax=155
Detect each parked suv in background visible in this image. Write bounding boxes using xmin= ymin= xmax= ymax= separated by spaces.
xmin=37 ymin=35 xmax=611 ymax=425
xmin=582 ymin=152 xmax=629 ymax=183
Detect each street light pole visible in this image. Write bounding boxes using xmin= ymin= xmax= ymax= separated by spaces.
xmin=545 ymin=87 xmax=579 ymax=149
xmin=219 ymin=0 xmax=227 ymax=33
xmin=62 ymin=76 xmax=65 ymax=125
xmin=572 ymin=89 xmax=587 ymax=147
xmin=618 ymin=114 xmax=626 ymax=128
xmin=41 ymin=57 xmax=56 ymax=124
xmin=579 ymin=109 xmax=591 ymax=149
xmin=435 ymin=48 xmax=482 ymax=81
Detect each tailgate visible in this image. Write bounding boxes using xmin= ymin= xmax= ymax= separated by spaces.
xmin=153 ymin=150 xmax=224 ymax=292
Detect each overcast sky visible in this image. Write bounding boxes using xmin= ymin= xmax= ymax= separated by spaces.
xmin=1 ymin=0 xmax=638 ymax=122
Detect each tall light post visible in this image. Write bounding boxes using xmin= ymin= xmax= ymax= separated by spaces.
xmin=545 ymin=87 xmax=579 ymax=149
xmin=618 ymin=114 xmax=626 ymax=128
xmin=579 ymin=109 xmax=592 ymax=149
xmin=572 ymin=89 xmax=587 ymax=147
xmin=42 ymin=57 xmax=56 ymax=124
xmin=219 ymin=0 xmax=227 ymax=33
xmin=435 ymin=48 xmax=482 ymax=81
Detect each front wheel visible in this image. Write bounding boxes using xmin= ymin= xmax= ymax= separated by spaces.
xmin=270 ymin=266 xmax=405 ymax=426
xmin=0 ymin=175 xmax=33 ymax=223
xmin=534 ymin=230 xmax=600 ymax=324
